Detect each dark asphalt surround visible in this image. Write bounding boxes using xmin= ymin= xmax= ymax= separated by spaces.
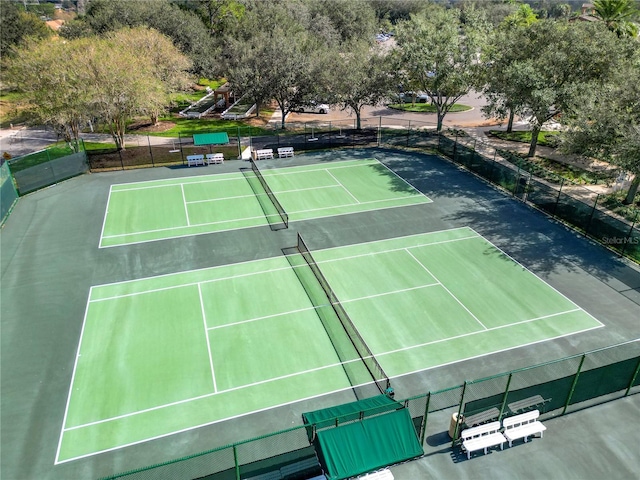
xmin=1 ymin=148 xmax=638 ymax=480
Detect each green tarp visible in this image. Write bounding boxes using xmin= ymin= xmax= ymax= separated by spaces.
xmin=303 ymin=395 xmax=402 ymax=430
xmin=193 ymin=132 xmax=229 ymax=146
xmin=314 ymin=408 xmax=423 ymax=480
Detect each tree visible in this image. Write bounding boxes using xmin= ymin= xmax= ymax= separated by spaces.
xmin=67 ymin=0 xmax=220 ymax=77
xmin=5 ymin=28 xmax=191 ymax=151
xmin=501 ymin=3 xmax=538 ymax=28
xmin=593 ymin=0 xmax=639 ymax=37
xmin=0 ymin=1 xmax=52 ymax=58
xmin=6 ymin=37 xmax=93 ymax=148
xmin=394 ymin=5 xmax=490 ymax=132
xmin=329 ymin=41 xmax=395 ymax=129
xmin=560 ymin=49 xmax=640 ymax=204
xmin=481 ymin=21 xmax=625 ymax=157
xmin=224 ymin=1 xmax=318 ymax=128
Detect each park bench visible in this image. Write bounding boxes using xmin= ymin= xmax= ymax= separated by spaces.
xmin=461 ymin=421 xmax=506 ymax=459
xmin=502 ymin=409 xmax=546 ymax=447
xmin=255 ymin=148 xmax=274 ymax=160
xmin=507 ymin=395 xmax=548 ymax=414
xmin=463 ymin=407 xmax=500 ymax=428
xmin=206 ymin=153 xmax=224 ymax=164
xmin=186 ymin=154 xmax=205 ymax=167
xmin=277 ymin=146 xmax=295 ymax=158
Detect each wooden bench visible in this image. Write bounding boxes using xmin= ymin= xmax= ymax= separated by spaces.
xmin=255 ymin=148 xmax=274 ymax=160
xmin=206 ymin=153 xmax=224 ymax=164
xmin=277 ymin=146 xmax=294 ymax=158
xmin=502 ymin=409 xmax=546 ymax=447
xmin=186 ymin=154 xmax=205 ymax=166
xmin=461 ymin=421 xmax=506 ymax=459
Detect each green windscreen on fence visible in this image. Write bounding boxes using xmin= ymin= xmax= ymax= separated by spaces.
xmin=303 ymin=394 xmax=402 ymax=440
xmin=314 ymin=408 xmax=423 ymax=480
xmin=193 ymin=132 xmax=229 ymax=146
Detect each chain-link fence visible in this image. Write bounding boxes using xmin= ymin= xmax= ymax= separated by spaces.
xmin=6 ymin=141 xmax=88 ymax=195
xmin=86 ymin=133 xmax=242 ymax=171
xmin=104 ymin=340 xmax=639 ymax=480
xmin=1 ymin=161 xmax=19 ymax=225
xmin=415 ymin=131 xmax=640 ymax=263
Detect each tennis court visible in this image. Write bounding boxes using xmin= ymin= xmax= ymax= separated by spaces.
xmin=99 ymin=158 xmax=431 ymax=247
xmin=57 ymin=226 xmax=601 ymax=463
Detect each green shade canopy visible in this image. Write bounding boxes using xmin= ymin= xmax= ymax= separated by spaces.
xmin=313 ymin=408 xmax=423 ymax=480
xmin=193 ymin=132 xmax=229 ymax=146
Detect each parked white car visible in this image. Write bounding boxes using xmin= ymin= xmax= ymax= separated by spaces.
xmin=296 ymin=102 xmax=330 ymax=114
xmin=398 ymin=92 xmax=430 ymax=103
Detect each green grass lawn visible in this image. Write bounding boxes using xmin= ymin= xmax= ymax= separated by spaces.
xmin=489 ymin=129 xmax=559 ymax=147
xmin=149 ymin=116 xmax=272 ymax=137
xmin=388 ymin=103 xmax=472 ymax=113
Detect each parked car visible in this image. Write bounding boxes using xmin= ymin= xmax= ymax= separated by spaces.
xmin=397 ymin=91 xmax=430 ymax=103
xmin=296 ymin=102 xmax=330 ymax=114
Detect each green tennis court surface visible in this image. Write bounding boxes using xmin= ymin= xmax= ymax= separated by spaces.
xmin=99 ymin=159 xmax=431 ymax=247
xmin=57 ymin=227 xmax=601 ymax=463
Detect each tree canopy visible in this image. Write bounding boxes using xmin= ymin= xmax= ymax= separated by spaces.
xmin=394 ymin=5 xmax=490 ymax=131
xmin=6 ymin=28 xmax=191 ymax=150
xmin=481 ymin=20 xmax=627 ymax=157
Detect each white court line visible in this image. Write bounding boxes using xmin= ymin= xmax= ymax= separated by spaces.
xmin=98 ymin=187 xmax=114 ymax=248
xmin=340 ymin=283 xmax=441 ymax=304
xmin=184 ymin=184 xmax=346 ymax=205
xmin=63 ymin=356 xmax=360 ymax=433
xmin=55 ymin=288 xmax=94 ymax=464
xmin=92 ymin=231 xmax=479 ymax=298
xmin=465 ymin=227 xmax=605 ymax=327
xmin=380 ymin=308 xmax=584 ymax=358
xmin=311 ymin=234 xmax=479 ymax=265
xmin=325 ymin=169 xmax=360 ymax=204
xmin=404 ymin=248 xmax=488 ymax=330
xmin=199 ymin=284 xmax=217 ymax=392
xmin=180 ymin=184 xmax=190 ymax=226
xmin=207 ymin=305 xmax=320 ymax=330
xmin=101 ymin=213 xmax=268 ymax=240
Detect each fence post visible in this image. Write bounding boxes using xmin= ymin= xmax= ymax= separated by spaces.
xmin=624 ymin=356 xmax=640 ymax=397
xmin=233 ymin=445 xmax=240 ymax=480
xmin=420 ymin=393 xmax=431 ymax=445
xmin=147 ymin=135 xmax=154 ymax=166
xmin=498 ymin=373 xmax=513 ymax=421
xmin=406 ymin=121 xmax=411 ymax=148
xmin=584 ymin=194 xmax=600 ymax=236
xmin=620 ymin=211 xmax=638 ymax=257
xmin=178 ymin=133 xmax=185 ymax=164
xmin=451 ymin=382 xmax=467 ymax=448
xmin=378 ymin=116 xmax=381 ymax=147
xmin=562 ymin=354 xmax=586 ymax=415
xmin=118 ymin=149 xmax=124 ymax=170
xmin=552 ymin=177 xmax=565 ymax=217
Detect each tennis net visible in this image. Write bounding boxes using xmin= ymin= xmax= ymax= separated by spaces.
xmin=248 ymin=158 xmax=289 ymax=229
xmin=295 ymin=233 xmax=391 ymax=396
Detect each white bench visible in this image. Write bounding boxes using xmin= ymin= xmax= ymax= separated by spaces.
xmin=461 ymin=421 xmax=506 ymax=459
xmin=255 ymin=148 xmax=274 ymax=160
xmin=277 ymin=146 xmax=294 ymax=158
xmin=206 ymin=153 xmax=224 ymax=164
xmin=502 ymin=409 xmax=546 ymax=447
xmin=186 ymin=154 xmax=205 ymax=166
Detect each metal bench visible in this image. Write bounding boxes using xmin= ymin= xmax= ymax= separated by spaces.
xmin=277 ymin=147 xmax=294 ymax=158
xmin=255 ymin=149 xmax=274 ymax=160
xmin=463 ymin=407 xmax=500 ymax=428
xmin=461 ymin=421 xmax=506 ymax=459
xmin=206 ymin=153 xmax=224 ymax=164
xmin=502 ymin=409 xmax=546 ymax=447
xmin=186 ymin=154 xmax=205 ymax=166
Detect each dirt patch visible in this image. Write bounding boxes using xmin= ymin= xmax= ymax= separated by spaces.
xmin=127 ymin=120 xmax=176 ymax=133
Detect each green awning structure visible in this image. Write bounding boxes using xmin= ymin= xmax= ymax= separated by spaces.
xmin=313 ymin=408 xmax=423 ymax=480
xmin=193 ymin=132 xmax=229 ymax=146
xmin=303 ymin=395 xmax=402 ymax=432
